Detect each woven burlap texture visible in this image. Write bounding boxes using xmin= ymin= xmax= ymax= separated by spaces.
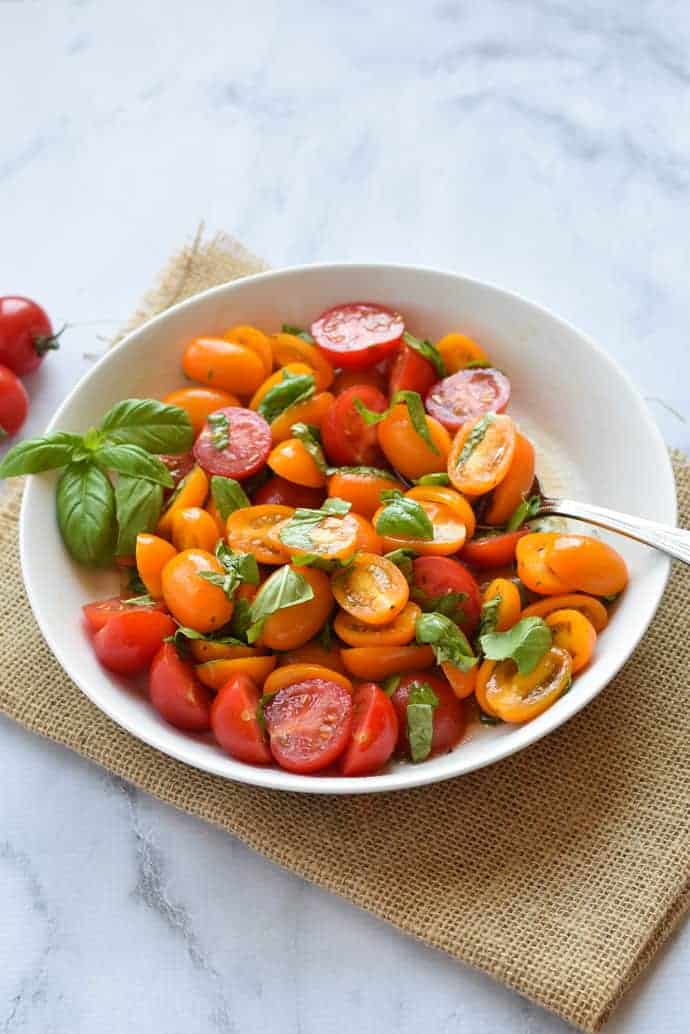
xmin=0 ymin=232 xmax=688 ymax=1033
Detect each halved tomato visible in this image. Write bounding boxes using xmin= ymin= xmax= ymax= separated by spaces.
xmin=332 ymin=552 xmax=409 ymax=625
xmin=311 ymin=302 xmax=404 ymax=369
xmin=426 ymin=368 xmax=510 ymax=431
xmin=459 ymin=528 xmax=528 ymax=569
xmin=264 ymin=678 xmax=353 ymax=773
xmin=476 ymin=646 xmax=572 ymax=722
xmin=391 ymin=672 xmax=466 ymax=758
xmin=193 ymin=407 xmax=272 ymax=480
xmin=388 ymin=344 xmax=437 ymax=398
xmin=225 ymin=504 xmax=294 ymax=564
xmin=149 ymin=642 xmax=213 ymax=732
xmin=447 ymin=413 xmax=516 ymax=496
xmin=411 ymin=556 xmax=482 ymax=636
xmin=210 ymin=673 xmax=273 ymax=764
xmin=334 ymin=600 xmax=420 ymax=647
xmin=340 ymin=683 xmax=399 ymax=776
xmin=82 ymin=595 xmax=166 ymax=633
xmin=321 ymin=385 xmax=388 ymax=467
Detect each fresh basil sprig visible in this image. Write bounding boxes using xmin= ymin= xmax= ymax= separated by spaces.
xmin=415 ymin=612 xmax=477 ymax=671
xmin=406 ymin=682 xmax=439 ymax=762
xmin=456 ymin=413 xmax=496 ymax=467
xmin=402 ymin=331 xmax=446 ymax=378
xmin=97 ymin=398 xmax=193 ymax=453
xmin=478 ymin=594 xmax=501 ymax=638
xmin=374 ymin=491 xmax=434 ymax=541
xmin=479 ymin=617 xmax=552 ymax=675
xmin=247 ymin=565 xmax=314 ymax=643
xmin=93 ymin=444 xmax=173 ymax=487
xmin=291 ymin=422 xmax=327 ymax=473
xmin=506 ymin=494 xmax=541 ymax=531
xmin=56 ymin=463 xmax=117 ymax=567
xmin=0 ymin=432 xmax=84 ymax=476
xmin=211 ymin=475 xmax=250 ymax=520
xmin=257 ymin=369 xmax=316 ymax=424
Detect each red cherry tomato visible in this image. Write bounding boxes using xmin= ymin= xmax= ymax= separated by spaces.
xmin=0 ymin=296 xmax=59 ymax=375
xmin=82 ymin=595 xmax=167 ymax=633
xmin=253 ymin=475 xmax=325 ymax=509
xmin=159 ymin=451 xmax=195 ymax=494
xmin=149 ymin=641 xmax=212 ymax=731
xmin=311 ymin=302 xmax=404 ymax=370
xmin=210 ymin=674 xmax=272 ymax=765
xmin=193 ymin=407 xmax=271 ymax=479
xmin=459 ymin=529 xmax=529 ymax=569
xmin=425 ymin=368 xmax=511 ymax=431
xmin=412 ymin=556 xmax=482 ymax=635
xmin=388 ymin=344 xmax=438 ymax=399
xmin=340 ymin=682 xmax=398 ymax=776
xmin=0 ymin=365 xmax=28 ymax=438
xmin=321 ymin=385 xmax=388 ymax=467
xmin=264 ymin=678 xmax=353 ymax=773
xmin=391 ymin=672 xmax=466 ymax=759
xmin=92 ymin=610 xmax=175 ymax=675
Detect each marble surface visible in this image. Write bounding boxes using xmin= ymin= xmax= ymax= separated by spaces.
xmin=1 ymin=1 xmax=689 ymax=1031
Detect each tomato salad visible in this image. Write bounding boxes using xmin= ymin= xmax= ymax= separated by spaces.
xmin=1 ymin=305 xmax=628 ymax=777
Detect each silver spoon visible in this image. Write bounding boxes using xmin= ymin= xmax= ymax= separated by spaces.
xmin=538 ymin=496 xmax=690 ymax=566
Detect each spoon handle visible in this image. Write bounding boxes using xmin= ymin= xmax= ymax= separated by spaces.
xmin=539 ymin=496 xmax=690 ymax=567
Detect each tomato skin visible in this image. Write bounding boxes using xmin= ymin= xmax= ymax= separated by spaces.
xmin=412 ymin=556 xmax=482 ymax=635
xmin=547 ymin=535 xmax=629 ymax=597
xmin=149 ymin=642 xmax=212 ymax=732
xmin=161 ymin=548 xmax=234 ymax=633
xmin=259 ymin=565 xmax=334 ymax=650
xmin=210 ymin=674 xmax=272 ymax=764
xmin=311 ymin=302 xmax=404 ymax=370
xmin=340 ymin=683 xmax=399 ymax=776
xmin=193 ymin=407 xmax=271 ymax=480
xmin=327 ymin=469 xmax=401 ymax=519
xmin=484 ymin=433 xmax=536 ymax=526
xmin=332 ymin=364 xmax=389 ymax=396
xmin=92 ymin=610 xmax=175 ymax=675
xmin=253 ymin=476 xmax=325 ymax=509
xmin=459 ymin=529 xmax=528 ymax=569
xmin=321 ymin=385 xmax=388 ymax=467
xmin=135 ymin=534 xmax=177 ymax=598
xmin=377 ymin=404 xmax=451 ymax=481
xmin=0 ymin=296 xmax=58 ymax=374
xmin=82 ymin=595 xmax=166 ymax=632
xmin=332 ymin=552 xmax=409 ymax=626
xmin=0 ymin=365 xmax=28 ymax=436
xmin=391 ymin=672 xmax=466 ymax=759
xmin=159 ymin=451 xmax=195 ymax=495
xmin=264 ymin=678 xmax=353 ymax=773
xmin=448 ymin=413 xmax=516 ymax=496
xmin=270 ymin=333 xmax=334 ymax=390
xmin=340 ymin=645 xmax=434 ymax=680
xmin=171 ymin=507 xmax=220 ymax=553
xmin=426 ymin=368 xmax=511 ymax=432
xmin=182 ymin=336 xmax=266 ymax=395
xmin=388 ymin=345 xmax=437 ymax=398
xmin=267 ymin=438 xmax=327 ymax=488
xmin=163 ymin=387 xmax=240 ymax=436
xmin=435 ymin=333 xmax=488 ymax=373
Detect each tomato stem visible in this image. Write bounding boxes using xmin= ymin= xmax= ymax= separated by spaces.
xmin=34 ymin=323 xmax=65 ymax=356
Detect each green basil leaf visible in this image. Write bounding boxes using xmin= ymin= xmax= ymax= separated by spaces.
xmin=479 ymin=710 xmax=503 ymax=725
xmin=506 ymin=494 xmax=542 ymax=532
xmin=415 ymin=611 xmax=477 ymax=671
xmin=0 ymin=432 xmax=83 ymax=478
xmin=278 ymin=498 xmax=352 ymax=554
xmin=93 ymin=444 xmax=174 ymax=487
xmin=211 ymin=475 xmax=250 ymax=520
xmin=413 ymin=472 xmax=451 ymax=486
xmin=465 ymin=359 xmax=492 ymax=369
xmin=402 ymin=331 xmax=446 ymax=378
xmin=480 ymin=617 xmax=552 ymax=675
xmin=247 ymin=565 xmax=314 ymax=643
xmin=257 ymin=370 xmax=315 ymax=424
xmin=291 ymin=422 xmax=327 ymax=473
xmin=456 ymin=413 xmax=496 ymax=467
xmin=374 ymin=494 xmax=434 ymax=541
xmin=228 ymin=596 xmax=252 ymax=641
xmin=199 ymin=543 xmax=260 ymax=599
xmin=317 ymin=615 xmax=333 ymax=650
xmin=478 ymin=594 xmax=501 ymax=639
xmin=384 ymin=548 xmax=416 ymax=584
xmin=392 ymin=390 xmax=439 ymax=454
xmin=381 ymin=674 xmax=400 ymax=697
xmin=207 ymin=411 xmax=230 ymax=450
xmin=291 ymin=553 xmax=352 ymax=572
xmin=114 ymin=475 xmax=164 ymax=556
xmin=121 ymin=593 xmax=157 ymax=606
xmin=126 ymin=568 xmax=148 ymax=596
xmin=354 ymin=399 xmax=388 ymax=426
xmin=332 ymin=465 xmax=397 ymax=481
xmin=168 ymin=625 xmax=245 ymax=648
xmin=411 ymin=587 xmax=469 ymax=625
xmin=56 ymin=462 xmax=117 ymax=567
xmin=99 ymin=398 xmax=194 ymax=453
xmin=281 ymin=324 xmax=315 ymax=343
xmin=406 ymin=681 xmax=439 ymax=762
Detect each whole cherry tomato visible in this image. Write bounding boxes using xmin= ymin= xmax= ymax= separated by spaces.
xmin=92 ymin=609 xmax=175 ymax=675
xmin=321 ymin=385 xmax=388 ymax=467
xmin=0 ymin=365 xmax=29 ymax=437
xmin=0 ymin=296 xmax=60 ymax=374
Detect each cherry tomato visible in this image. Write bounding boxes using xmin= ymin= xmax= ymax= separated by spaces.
xmin=332 ymin=552 xmax=409 ymax=625
xmin=196 ymin=655 xmax=277 ymax=689
xmin=226 ymin=504 xmax=293 ymax=564
xmin=277 ymin=640 xmax=347 ymax=674
xmin=435 ymin=333 xmax=488 ymax=374
xmin=259 ymin=565 xmax=334 ymax=651
xmin=270 ymin=512 xmax=360 ymax=562
xmin=171 ymin=506 xmax=220 ymax=553
xmin=377 ymin=403 xmax=451 ymax=481
xmin=267 ymin=438 xmax=326 ymax=488
xmin=426 ymin=368 xmax=510 ymax=432
xmin=448 ymin=413 xmax=516 ymax=496
xmin=159 ymin=451 xmax=195 ymax=493
xmin=249 ymin=363 xmax=314 ymax=410
xmin=520 ymin=593 xmax=609 ymax=632
xmin=340 ymin=645 xmax=435 ymax=680
xmin=411 ymin=556 xmax=482 ymax=635
xmin=321 ymin=385 xmax=388 ymax=467
xmin=264 ymin=678 xmax=353 ymax=773
xmin=163 ymin=387 xmax=240 ymax=436
xmin=135 ymin=533 xmax=177 ymax=598
xmin=482 ymin=577 xmax=522 ymax=631
xmin=149 ymin=642 xmax=212 ymax=731
xmin=547 ymin=535 xmax=629 ymax=597
xmin=190 ymin=641 xmax=265 ymax=662
xmin=311 ymin=302 xmax=404 ymax=370
xmin=264 ymin=663 xmax=352 ymax=695
xmin=405 ymin=485 xmax=477 ymax=540
xmin=373 ymin=498 xmax=467 ymax=556
xmin=327 ymin=468 xmax=402 ymax=519
xmin=350 ymin=512 xmax=383 ymax=554
xmin=476 ymin=646 xmax=572 ymax=723
xmin=253 ymin=475 xmax=325 ymax=509
xmin=157 ymin=465 xmax=209 ymax=538
xmin=459 ymin=529 xmax=528 ymax=569
xmin=340 ymin=683 xmax=399 ymax=776
xmin=193 ymin=407 xmax=271 ymax=480
xmin=0 ymin=296 xmax=59 ymax=374
xmin=82 ymin=595 xmax=166 ymax=633
xmin=388 ymin=344 xmax=437 ymax=398
xmin=391 ymin=672 xmax=466 ymax=758
xmin=269 ymin=392 xmax=335 ymax=444
xmin=545 ymin=608 xmax=597 ymax=673
xmin=441 ymin=662 xmax=477 ymax=699
xmin=270 ymin=333 xmax=334 ymax=390
xmin=182 ymin=336 xmax=266 ymax=395
xmin=210 ymin=673 xmax=272 ymax=764
xmin=516 ymin=532 xmax=572 ymax=595
xmin=92 ymin=609 xmax=175 ymax=675
xmin=484 ymin=433 xmax=536 ymax=526
xmin=223 ymin=325 xmax=273 ymax=377
xmin=334 ymin=600 xmax=421 ymax=647
xmin=0 ymin=365 xmax=28 ymax=437
xmin=332 ymin=364 xmax=389 ymax=395
xmin=161 ymin=548 xmax=234 ymax=633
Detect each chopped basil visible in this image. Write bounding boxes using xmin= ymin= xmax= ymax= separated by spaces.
xmin=207 ymin=411 xmax=230 ymax=450
xmin=479 ymin=617 xmax=552 ymax=675
xmin=332 ymin=465 xmax=395 ymax=481
xmin=402 ymin=331 xmax=446 ymax=378
xmin=198 ymin=542 xmax=260 ymax=599
xmin=382 ymin=674 xmax=400 ymax=697
xmin=291 ymin=422 xmax=327 ymax=473
xmin=456 ymin=413 xmax=496 ymax=467
xmin=375 ymin=491 xmax=434 ymax=541
xmin=415 ymin=611 xmax=477 ymax=671
xmin=413 ymin=472 xmax=451 ymax=487
xmin=478 ymin=710 xmax=503 ymax=725
xmin=478 ymin=594 xmax=501 ymax=639
xmin=465 ymin=359 xmax=492 ymax=369
xmin=211 ymin=475 xmax=250 ymax=519
xmin=257 ymin=369 xmax=316 ymax=424
xmin=317 ymin=615 xmax=334 ymax=650
xmin=228 ymin=596 xmax=253 ymax=641
xmin=411 ymin=587 xmax=469 ymax=626
xmin=247 ymin=565 xmax=315 ymax=643
xmin=406 ymin=682 xmax=439 ymax=762
xmin=121 ymin=593 xmax=157 ymax=606
xmin=391 ymin=391 xmax=438 ymax=454
xmin=281 ymin=323 xmax=315 ymax=344
xmin=167 ymin=625 xmax=245 ymax=652
xmin=278 ymin=498 xmax=352 ymax=554
xmin=506 ymin=494 xmax=542 ymax=532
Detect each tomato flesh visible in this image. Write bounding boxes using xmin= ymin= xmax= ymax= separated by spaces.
xmin=425 ymin=368 xmax=510 ymax=431
xmin=149 ymin=642 xmax=212 ymax=731
xmin=193 ymin=407 xmax=271 ymax=479
xmin=311 ymin=302 xmax=404 ymax=369
xmin=92 ymin=610 xmax=175 ymax=675
xmin=211 ymin=674 xmax=272 ymax=764
xmin=340 ymin=683 xmax=399 ymax=776
xmin=321 ymin=385 xmax=388 ymax=467
xmin=82 ymin=596 xmax=166 ymax=632
xmin=252 ymin=475 xmax=325 ymax=508
xmin=412 ymin=556 xmax=482 ymax=635
xmin=391 ymin=672 xmax=465 ymax=759
xmin=264 ymin=678 xmax=352 ymax=773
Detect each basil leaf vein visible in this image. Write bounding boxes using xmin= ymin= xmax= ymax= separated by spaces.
xmin=56 ymin=462 xmax=117 ymax=567
xmin=99 ymin=398 xmax=193 ymax=454
xmin=93 ymin=443 xmax=174 ymax=487
xmin=0 ymin=432 xmax=84 ymax=478
xmin=114 ymin=474 xmax=164 ymax=556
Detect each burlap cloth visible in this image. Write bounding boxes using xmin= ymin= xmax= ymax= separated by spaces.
xmin=1 ymin=233 xmax=688 ymax=1032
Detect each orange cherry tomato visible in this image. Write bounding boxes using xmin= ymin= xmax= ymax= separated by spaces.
xmin=263 ymin=663 xmax=352 ymax=695
xmin=545 ymin=609 xmax=597 ymax=673
xmin=436 ymin=333 xmax=489 ymax=373
xmin=547 ymin=535 xmax=629 ymax=597
xmin=189 ymin=641 xmax=266 ymax=662
xmin=520 ymin=593 xmax=608 ymax=632
xmin=482 ymin=577 xmax=522 ymax=631
xmin=161 ymin=548 xmax=234 ymax=633
xmin=340 ymin=645 xmax=435 ymax=680
xmin=249 ymin=363 xmax=314 ymax=410
xmin=334 ymin=600 xmax=420 ymax=647
xmin=332 ymin=365 xmax=389 ymax=395
xmin=171 ymin=506 xmax=220 ymax=553
xmin=278 ymin=639 xmax=347 ymax=675
xmin=205 ymin=497 xmax=226 ymax=537
xmin=258 ymin=566 xmax=334 ymax=651
xmin=267 ymin=438 xmax=327 ymax=488
xmin=441 ymin=662 xmax=477 ymax=699
xmin=448 ymin=413 xmax=516 ymax=496
xmin=135 ymin=533 xmax=177 ymax=599
xmin=377 ymin=403 xmax=451 ymax=480
xmin=223 ymin=324 xmax=272 ymax=377
xmin=225 ymin=504 xmax=294 ymax=564
xmin=182 ymin=336 xmax=266 ymax=395
xmin=327 ymin=468 xmax=402 ymax=519
xmin=405 ymin=485 xmax=477 ymax=540
xmin=332 ymin=552 xmax=409 ymax=625
xmin=269 ymin=513 xmax=360 ymax=562
xmin=270 ymin=333 xmax=334 ymax=390
xmin=269 ymin=391 xmax=334 ymax=444
xmin=372 ymin=498 xmax=467 ymax=556
xmin=476 ymin=646 xmax=572 ymax=723
xmin=196 ymin=655 xmax=277 ymax=690
xmin=484 ymin=433 xmax=536 ymax=526
xmin=156 ymin=465 xmax=209 ymax=538
xmin=162 ymin=387 xmax=240 ymax=436
xmin=350 ymin=512 xmax=383 ymax=554
xmin=516 ymin=532 xmax=571 ymax=596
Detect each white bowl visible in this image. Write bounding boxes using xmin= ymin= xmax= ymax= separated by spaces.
xmin=20 ymin=264 xmax=676 ymax=793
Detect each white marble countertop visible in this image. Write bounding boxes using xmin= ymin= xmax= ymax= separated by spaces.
xmin=1 ymin=2 xmax=688 ymax=1031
